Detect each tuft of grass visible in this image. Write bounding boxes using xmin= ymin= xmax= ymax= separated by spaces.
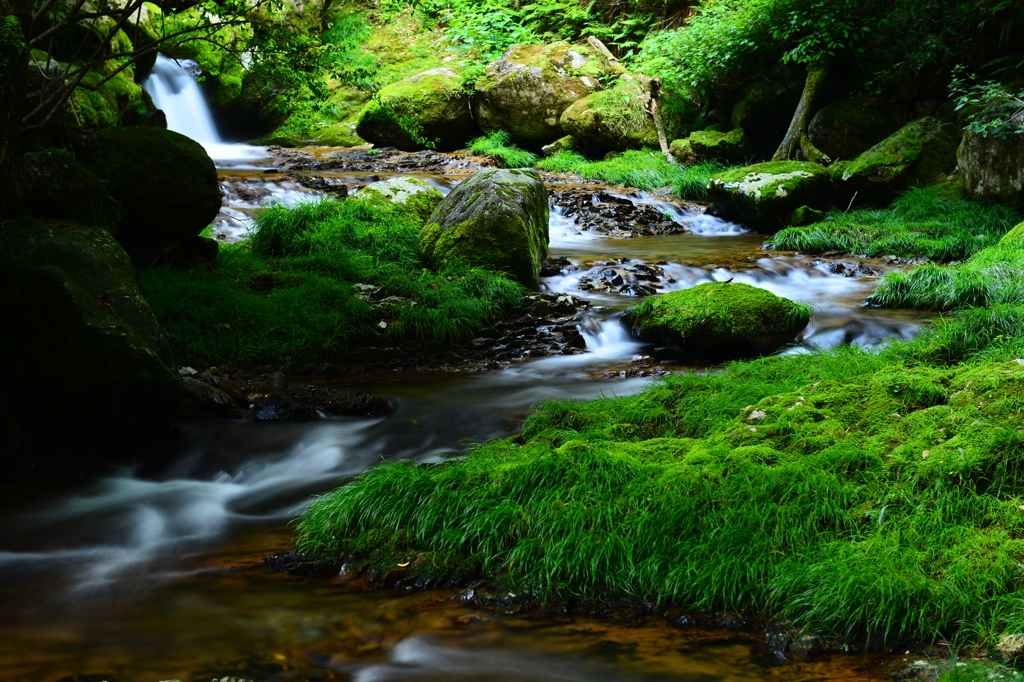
xmin=138 ymin=198 xmax=526 ymax=366
xmin=468 ymin=130 xmax=539 ymax=168
xmin=536 ymin=149 xmax=729 ymax=201
xmin=766 ymin=189 xmax=1022 ymax=262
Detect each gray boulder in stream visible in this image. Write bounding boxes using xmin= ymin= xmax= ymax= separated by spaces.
xmin=420 ymin=169 xmax=549 ymax=289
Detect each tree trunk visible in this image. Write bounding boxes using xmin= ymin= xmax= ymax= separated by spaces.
xmin=0 ymin=2 xmax=28 ymax=218
xmin=773 ymin=57 xmax=831 ymax=163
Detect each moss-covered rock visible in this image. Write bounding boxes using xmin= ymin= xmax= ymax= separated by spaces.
xmin=350 ymin=177 xmax=443 ymax=223
xmin=622 ymin=282 xmax=810 ymax=361
xmin=558 ymin=74 xmax=658 ymax=151
xmin=9 ymin=150 xmax=120 ymax=233
xmin=356 ymin=68 xmax=474 ymax=151
xmin=957 ymin=111 xmax=1024 ymax=208
xmin=474 ymin=42 xmax=626 ymax=146
xmin=76 ymin=126 xmax=221 ymax=260
xmin=707 ymin=161 xmax=830 ymax=228
xmin=669 ymin=128 xmax=750 ymax=165
xmin=730 ymin=64 xmax=803 ymax=157
xmin=0 ymin=216 xmax=179 ymax=456
xmin=421 ymin=169 xmax=548 ymax=289
xmin=541 ymin=134 xmax=577 ymax=157
xmin=839 ymin=116 xmax=960 ymax=203
xmin=807 ymin=97 xmax=904 ymax=162
xmin=999 ymin=221 xmax=1024 ymax=244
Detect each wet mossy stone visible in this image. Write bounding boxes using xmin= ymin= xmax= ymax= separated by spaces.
xmin=0 ymin=216 xmax=179 ymax=452
xmin=559 ymin=74 xmax=658 ymax=151
xmin=349 ymin=177 xmax=443 ymax=223
xmin=958 ymin=111 xmax=1024 ymax=208
xmin=622 ymin=282 xmax=810 ymax=362
xmin=707 ymin=161 xmax=830 ymax=229
xmin=541 ymin=134 xmax=577 ymax=157
xmin=356 ymin=68 xmax=475 ymax=152
xmin=669 ymin=128 xmax=750 ymax=165
xmin=420 ymin=169 xmax=549 ymax=289
xmin=807 ymin=97 xmax=904 ymax=162
xmin=839 ymin=116 xmax=960 ymax=203
xmin=999 ymin=221 xmax=1024 ymax=244
xmin=9 ymin=150 xmax=121 ymax=234
xmin=474 ymin=42 xmax=626 ymax=146
xmin=76 ymin=126 xmax=220 ymax=260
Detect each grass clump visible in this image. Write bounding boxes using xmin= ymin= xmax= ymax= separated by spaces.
xmin=536 ymin=149 xmax=729 ymax=201
xmin=469 ymin=130 xmax=539 ymax=168
xmin=766 ymin=189 xmax=1021 ymax=262
xmin=138 ymin=198 xmax=525 ymax=366
xmin=296 ymin=310 xmax=1024 ymax=646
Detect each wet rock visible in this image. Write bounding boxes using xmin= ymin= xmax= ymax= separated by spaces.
xmin=623 ymin=281 xmax=811 ymax=361
xmin=559 ymin=74 xmax=659 ymax=151
xmin=549 ymin=187 xmax=686 ymax=237
xmin=250 ymin=384 xmax=392 ymax=421
xmin=575 ymin=259 xmax=672 ymax=295
xmin=356 ymin=68 xmax=477 ymax=151
xmin=349 ymin=176 xmax=444 ymax=222
xmin=707 ymin=161 xmax=830 ymax=229
xmin=179 ymin=376 xmax=246 ymax=419
xmin=262 ymin=551 xmax=343 ymax=579
xmin=8 ymin=150 xmax=121 ymax=234
xmin=995 ymin=633 xmax=1024 ymax=662
xmin=540 ymin=255 xmax=575 ymax=277
xmin=421 ymin=169 xmax=549 ymax=289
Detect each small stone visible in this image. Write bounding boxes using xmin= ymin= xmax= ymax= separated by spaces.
xmin=748 ymin=409 xmax=767 ymax=421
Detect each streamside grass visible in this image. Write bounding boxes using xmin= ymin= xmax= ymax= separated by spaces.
xmin=535 ymin=149 xmax=728 ymax=201
xmin=468 ymin=131 xmax=539 ymax=168
xmin=138 ymin=198 xmax=526 ymax=366
xmin=767 ymin=189 xmax=1021 ymax=262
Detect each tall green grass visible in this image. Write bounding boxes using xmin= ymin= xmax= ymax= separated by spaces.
xmin=767 ymin=189 xmax=1021 ymax=262
xmin=468 ymin=131 xmax=539 ymax=168
xmin=536 ymin=149 xmax=729 ymax=201
xmin=138 ymin=198 xmax=526 ymax=366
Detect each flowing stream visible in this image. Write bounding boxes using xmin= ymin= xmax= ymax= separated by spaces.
xmin=0 ymin=61 xmax=932 ymax=682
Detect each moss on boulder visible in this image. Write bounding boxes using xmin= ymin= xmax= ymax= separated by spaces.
xmin=0 ymin=216 xmax=179 ymax=455
xmin=420 ymin=169 xmax=549 ymax=289
xmin=474 ymin=42 xmax=626 ymax=146
xmin=707 ymin=161 xmax=830 ymax=228
xmin=76 ymin=126 xmax=221 ymax=260
xmin=356 ymin=68 xmax=474 ymax=151
xmin=623 ymin=282 xmax=810 ymax=361
xmin=558 ymin=74 xmax=658 ymax=151
xmin=669 ymin=128 xmax=750 ymax=165
xmin=839 ymin=116 xmax=960 ymax=203
xmin=9 ymin=150 xmax=120 ymax=234
xmin=350 ymin=177 xmax=443 ymax=223
xmin=807 ymin=97 xmax=904 ymax=162
xmin=999 ymin=221 xmax=1024 ymax=244
xmin=957 ymin=111 xmax=1024 ymax=208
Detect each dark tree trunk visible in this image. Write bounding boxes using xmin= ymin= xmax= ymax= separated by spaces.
xmin=773 ymin=57 xmax=831 ymax=163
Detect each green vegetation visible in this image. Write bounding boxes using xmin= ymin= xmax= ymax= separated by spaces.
xmin=138 ymin=199 xmax=525 ymax=366
xmin=469 ymin=131 xmax=539 ymax=168
xmin=537 ymin=149 xmax=729 ymax=200
xmin=297 ymin=307 xmax=1024 ymax=646
xmin=766 ymin=189 xmax=1022 ymax=261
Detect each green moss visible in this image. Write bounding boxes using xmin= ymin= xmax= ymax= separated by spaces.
xmin=350 ymin=177 xmax=443 ymax=223
xmin=999 ymin=221 xmax=1024 ymax=244
xmin=559 ymin=75 xmax=659 ymax=151
xmin=707 ymin=161 xmax=830 ymax=226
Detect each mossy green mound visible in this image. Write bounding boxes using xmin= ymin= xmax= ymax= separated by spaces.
xmin=840 ymin=116 xmax=960 ymax=203
xmin=558 ymin=75 xmax=659 ymax=151
xmin=474 ymin=42 xmax=626 ymax=146
xmin=623 ymin=282 xmax=810 ymax=361
xmin=76 ymin=126 xmax=221 ymax=260
xmin=669 ymin=128 xmax=750 ymax=165
xmin=349 ymin=177 xmax=443 ymax=222
xmin=421 ymin=169 xmax=549 ymax=289
xmin=807 ymin=97 xmax=904 ymax=162
xmin=356 ymin=68 xmax=475 ymax=151
xmin=1000 ymin=221 xmax=1024 ymax=244
xmin=707 ymin=161 xmax=830 ymax=228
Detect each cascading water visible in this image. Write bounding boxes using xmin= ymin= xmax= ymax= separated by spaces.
xmin=142 ymin=54 xmax=266 ymax=162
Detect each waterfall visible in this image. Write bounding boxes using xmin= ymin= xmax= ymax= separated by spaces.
xmin=142 ymin=54 xmax=265 ymax=162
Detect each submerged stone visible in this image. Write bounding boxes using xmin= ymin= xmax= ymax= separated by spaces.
xmin=622 ymin=282 xmax=810 ymax=361
xmin=349 ymin=176 xmax=443 ymax=223
xmin=420 ymin=168 xmax=549 ymax=289
xmin=706 ymin=161 xmax=830 ymax=228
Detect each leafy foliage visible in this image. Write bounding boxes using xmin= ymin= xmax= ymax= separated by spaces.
xmin=950 ymin=67 xmax=1024 ymax=140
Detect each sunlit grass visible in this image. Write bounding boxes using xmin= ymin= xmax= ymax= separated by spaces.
xmin=468 ymin=130 xmax=539 ymax=168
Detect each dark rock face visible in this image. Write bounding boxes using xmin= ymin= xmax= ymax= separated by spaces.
xmin=249 ymin=384 xmax=393 ymax=422
xmin=958 ymin=111 xmax=1024 ymax=208
xmin=807 ymin=97 xmax=904 ymax=162
xmin=76 ymin=126 xmax=221 ymax=260
xmin=179 ymin=376 xmax=246 ymax=419
xmin=8 ymin=151 xmax=121 ymax=234
xmin=0 ymin=216 xmax=180 ymax=459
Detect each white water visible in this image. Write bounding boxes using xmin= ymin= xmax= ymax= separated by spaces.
xmin=142 ymin=54 xmax=267 ymax=163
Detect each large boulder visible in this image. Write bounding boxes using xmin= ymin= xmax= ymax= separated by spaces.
xmin=669 ymin=128 xmax=750 ymax=165
xmin=76 ymin=126 xmax=221 ymax=260
xmin=706 ymin=161 xmax=830 ymax=228
xmin=730 ymin=64 xmax=803 ymax=157
xmin=356 ymin=68 xmax=475 ymax=151
xmin=8 ymin=150 xmax=121 ymax=233
xmin=420 ymin=169 xmax=549 ymax=289
xmin=0 ymin=216 xmax=179 ymax=457
xmin=474 ymin=42 xmax=626 ymax=146
xmin=807 ymin=97 xmax=904 ymax=162
xmin=622 ymin=282 xmax=810 ymax=361
xmin=838 ymin=116 xmax=960 ymax=203
xmin=558 ymin=74 xmax=659 ymax=151
xmin=349 ymin=177 xmax=444 ymax=223
xmin=958 ymin=111 xmax=1024 ymax=208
